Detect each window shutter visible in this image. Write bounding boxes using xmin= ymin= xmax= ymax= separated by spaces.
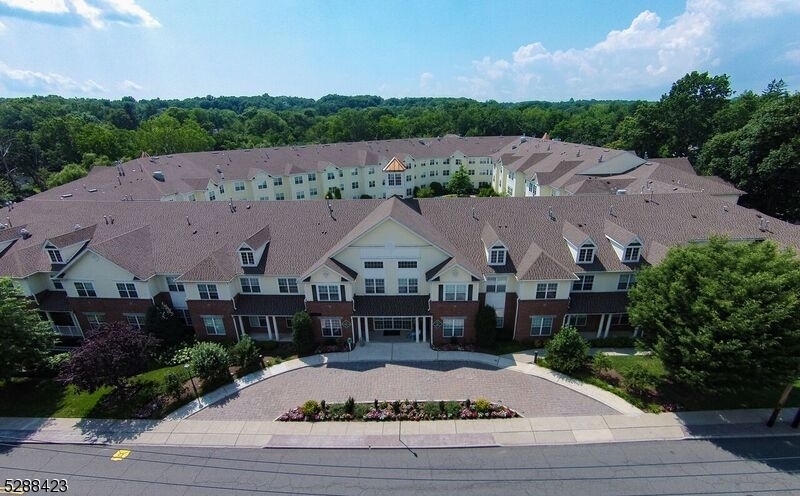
xmin=438 ymin=285 xmax=444 ymax=300
xmin=311 ymin=285 xmax=317 ymax=301
xmin=468 ymin=284 xmax=473 ymax=300
xmin=340 ymin=285 xmax=346 ymax=301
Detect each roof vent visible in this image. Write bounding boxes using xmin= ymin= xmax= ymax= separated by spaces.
xmin=73 ymin=224 xmax=81 ymax=230
xmin=548 ymin=206 xmax=555 ymax=221
xmin=60 ymin=194 xmax=72 ymax=199
xmin=615 ymin=189 xmax=627 ymax=195
xmin=152 ymin=171 xmax=165 ymax=182
xmin=88 ymin=188 xmax=97 ymax=193
xmin=19 ymin=228 xmax=30 ymax=239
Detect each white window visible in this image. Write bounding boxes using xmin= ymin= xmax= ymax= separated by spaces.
xmin=388 ymin=173 xmax=402 ymax=186
xmin=74 ymin=281 xmax=96 ymax=297
xmin=489 ymin=246 xmax=506 ymax=265
xmin=321 ymin=317 xmax=342 ymax=337
xmin=310 ymin=188 xmax=318 ymax=196
xmin=218 ymin=183 xmax=225 ymax=194
xmin=208 ymin=190 xmax=216 ymax=201
xmin=239 ymin=248 xmax=255 ymax=266
xmin=273 ymin=177 xmax=283 ymax=186
xmin=368 ymin=180 xmax=376 ymax=188
xmin=442 ymin=169 xmax=450 ymax=176
xmin=85 ymin=312 xmax=105 ymax=330
xmin=116 ymin=282 xmax=138 ymax=298
xmin=572 ymin=274 xmax=594 ymax=292
xmin=531 ymin=316 xmax=554 ymax=336
xmin=364 ymin=261 xmax=383 ymax=269
xmin=296 ymin=191 xmax=305 ymax=199
xmin=486 ymin=276 xmax=506 ymax=292
xmin=535 ymin=283 xmax=558 ymax=299
xmin=368 ymin=168 xmax=375 ymax=175
xmin=578 ymin=244 xmax=595 ymax=264
xmin=240 ymin=277 xmax=261 ymax=293
xmin=327 ymin=172 xmax=335 ymax=180
xmin=51 ymin=278 xmax=64 ymax=290
xmin=316 ymin=284 xmax=340 ymax=301
xmin=167 ymin=276 xmax=185 ymax=292
xmin=294 ymin=176 xmax=303 ymax=185
xmin=624 ymin=242 xmax=642 ymax=262
xmin=198 ymin=284 xmax=219 ymax=300
xmin=365 ymin=278 xmax=385 ymax=294
xmin=249 ymin=316 xmax=268 ymax=327
xmin=351 ymin=181 xmax=359 ymax=189
xmin=47 ymin=248 xmax=63 ymax=263
xmin=564 ymin=314 xmax=587 ymax=328
xmin=618 ymin=273 xmax=636 ymax=290
xmin=202 ymin=315 xmax=225 ymax=335
xmin=308 ymin=173 xmax=316 ymax=181
xmin=398 ymin=278 xmax=418 ymax=294
xmin=125 ymin=313 xmax=146 ymax=330
xmin=234 ymin=181 xmax=245 ymax=191
xmin=398 ymin=261 xmax=417 ymax=269
xmin=257 ymin=180 xmax=268 ymax=189
xmin=278 ymin=278 xmax=298 ymax=293
xmin=443 ymin=317 xmax=465 ymax=338
xmin=443 ymin=283 xmax=468 ymax=301
xmin=177 ymin=309 xmax=192 ymax=326
xmin=275 ymin=192 xmax=285 ymax=200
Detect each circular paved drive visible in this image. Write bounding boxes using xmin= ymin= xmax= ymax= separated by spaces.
xmin=190 ymin=361 xmax=618 ymax=420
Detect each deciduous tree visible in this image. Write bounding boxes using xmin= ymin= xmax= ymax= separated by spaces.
xmin=0 ymin=278 xmax=55 ymax=380
xmin=628 ymin=237 xmax=800 ymax=395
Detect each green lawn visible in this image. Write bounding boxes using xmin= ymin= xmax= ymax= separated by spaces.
xmin=587 ymin=355 xmax=800 ymax=412
xmin=0 ymin=364 xmax=186 ymax=419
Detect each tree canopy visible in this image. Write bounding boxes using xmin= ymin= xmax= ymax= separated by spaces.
xmin=447 ymin=165 xmax=473 ymax=196
xmin=628 ymin=237 xmax=800 ymax=395
xmin=0 ymin=278 xmax=55 ymax=380
xmin=59 ymin=322 xmax=158 ymax=392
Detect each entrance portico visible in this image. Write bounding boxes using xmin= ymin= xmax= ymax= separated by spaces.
xmin=352 ymin=295 xmax=431 ymax=343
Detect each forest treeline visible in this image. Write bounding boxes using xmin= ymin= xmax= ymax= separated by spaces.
xmin=0 ymin=71 xmax=796 ymax=221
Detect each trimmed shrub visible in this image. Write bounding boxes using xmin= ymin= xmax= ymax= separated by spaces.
xmin=623 ymin=364 xmax=657 ymax=395
xmin=162 ymin=371 xmax=186 ymax=400
xmin=475 ymin=304 xmax=497 ymax=349
xmin=189 ymin=342 xmax=230 ymax=384
xmin=301 ymin=400 xmax=321 ymax=417
xmin=545 ymin=326 xmax=589 ymax=374
xmin=292 ymin=311 xmax=315 ymax=356
xmin=475 ymin=397 xmax=491 ymax=413
xmin=344 ymin=396 xmax=355 ymax=415
xmin=591 ymin=352 xmax=613 ymax=375
xmin=229 ymin=335 xmax=261 ymax=368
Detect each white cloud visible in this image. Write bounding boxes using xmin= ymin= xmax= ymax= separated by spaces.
xmin=419 ymin=72 xmax=433 ymax=89
xmin=0 ymin=0 xmax=160 ymax=28
xmin=118 ymin=79 xmax=142 ymax=91
xmin=785 ymin=48 xmax=800 ymax=63
xmin=462 ymin=0 xmax=800 ymax=100
xmin=0 ymin=60 xmax=107 ymax=94
xmin=0 ymin=19 xmax=6 ymax=32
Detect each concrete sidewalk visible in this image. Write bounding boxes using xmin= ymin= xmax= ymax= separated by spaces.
xmin=0 ymin=409 xmax=797 ymax=449
xmin=0 ymin=344 xmax=797 ymax=449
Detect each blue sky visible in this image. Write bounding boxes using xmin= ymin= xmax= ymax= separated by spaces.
xmin=1 ymin=0 xmax=799 ymax=102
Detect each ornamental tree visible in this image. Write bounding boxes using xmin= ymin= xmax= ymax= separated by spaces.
xmin=447 ymin=165 xmax=473 ymax=196
xmin=545 ymin=326 xmax=589 ymax=374
xmin=59 ymin=322 xmax=158 ymax=392
xmin=628 ymin=237 xmax=800 ymax=395
xmin=0 ymin=278 xmax=56 ymax=380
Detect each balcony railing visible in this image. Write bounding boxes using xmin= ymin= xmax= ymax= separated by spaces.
xmin=52 ymin=325 xmax=82 ymax=337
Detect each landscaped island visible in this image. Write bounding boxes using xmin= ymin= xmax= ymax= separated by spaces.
xmin=277 ymin=397 xmax=519 ymax=422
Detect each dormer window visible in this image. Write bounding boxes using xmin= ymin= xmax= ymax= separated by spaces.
xmin=577 ymin=243 xmax=595 ymax=264
xmin=239 ymin=248 xmax=255 ymax=266
xmin=47 ymin=248 xmax=63 ymax=264
xmin=624 ymin=241 xmax=642 ymax=262
xmin=488 ymin=245 xmax=507 ymax=265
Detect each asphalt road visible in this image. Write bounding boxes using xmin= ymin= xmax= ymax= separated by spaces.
xmin=1 ymin=437 xmax=798 ymax=495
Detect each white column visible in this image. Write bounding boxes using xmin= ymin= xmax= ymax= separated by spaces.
xmin=264 ymin=316 xmax=273 ymax=340
xmin=415 ymin=317 xmax=420 ymax=343
xmin=596 ymin=314 xmax=606 ymax=338
xmin=238 ymin=315 xmax=245 ymax=340
xmin=231 ymin=315 xmax=240 ymax=342
xmin=423 ymin=317 xmax=428 ymax=343
xmin=603 ymin=315 xmax=613 ymax=338
xmin=271 ymin=316 xmax=279 ymax=340
xmin=364 ymin=317 xmax=370 ymax=343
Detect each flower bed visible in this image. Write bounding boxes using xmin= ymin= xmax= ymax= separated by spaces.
xmin=277 ymin=397 xmax=519 ymax=422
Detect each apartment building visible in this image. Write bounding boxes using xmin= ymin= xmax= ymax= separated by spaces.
xmin=3 ymin=194 xmax=796 ymax=346
xmin=36 ymin=135 xmax=742 ymax=204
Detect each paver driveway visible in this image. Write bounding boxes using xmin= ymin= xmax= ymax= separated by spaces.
xmin=190 ymin=361 xmax=618 ymax=420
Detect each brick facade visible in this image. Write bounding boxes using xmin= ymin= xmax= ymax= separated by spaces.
xmin=430 ymin=300 xmax=480 ymax=345
xmin=513 ymin=299 xmax=570 ymax=342
xmin=186 ymin=299 xmax=237 ymax=340
xmin=69 ymin=296 xmax=153 ymax=331
xmin=306 ymin=300 xmax=354 ymax=341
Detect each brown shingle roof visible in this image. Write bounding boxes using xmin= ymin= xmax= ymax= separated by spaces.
xmin=0 ymin=195 xmax=796 ymax=286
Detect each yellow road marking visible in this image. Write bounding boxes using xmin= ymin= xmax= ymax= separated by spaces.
xmin=111 ymin=449 xmax=131 ymax=461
